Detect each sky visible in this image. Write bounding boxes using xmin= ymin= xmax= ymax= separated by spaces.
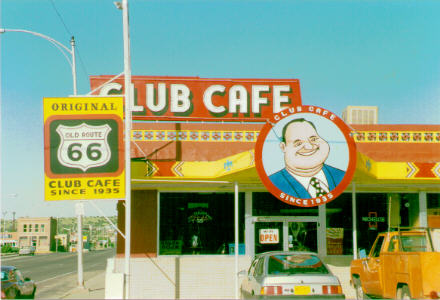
xmin=1 ymin=0 xmax=440 ymax=219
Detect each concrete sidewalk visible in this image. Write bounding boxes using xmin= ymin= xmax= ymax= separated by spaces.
xmin=61 ymin=272 xmax=105 ymax=299
xmin=59 ymin=257 xmax=355 ymax=299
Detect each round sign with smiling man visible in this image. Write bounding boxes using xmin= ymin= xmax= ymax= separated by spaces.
xmin=255 ymin=105 xmax=356 ymax=207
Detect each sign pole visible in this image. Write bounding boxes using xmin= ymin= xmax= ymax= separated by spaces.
xmin=70 ymin=36 xmax=85 ymax=289
xmin=234 ymin=182 xmax=239 ymax=299
xmin=122 ymin=0 xmax=133 ymax=298
xmin=75 ymin=202 xmax=84 ymax=288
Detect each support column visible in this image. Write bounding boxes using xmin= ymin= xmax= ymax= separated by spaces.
xmin=419 ymin=191 xmax=428 ymax=227
xmin=352 ymin=183 xmax=357 ymax=259
xmin=244 ymin=192 xmax=253 ymax=257
xmin=318 ymin=204 xmax=327 ymax=256
xmin=234 ymin=182 xmax=239 ymax=300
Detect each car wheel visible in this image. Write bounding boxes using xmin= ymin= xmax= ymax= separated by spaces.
xmin=240 ymin=289 xmax=246 ymax=300
xmin=8 ymin=288 xmax=17 ymax=299
xmin=397 ymin=285 xmax=411 ymax=300
xmin=354 ymin=280 xmax=367 ymax=299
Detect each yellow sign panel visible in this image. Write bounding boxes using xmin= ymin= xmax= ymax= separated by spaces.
xmin=43 ymin=97 xmax=125 ymax=201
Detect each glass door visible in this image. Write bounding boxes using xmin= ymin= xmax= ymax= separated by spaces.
xmin=255 ymin=222 xmax=283 ymax=254
xmin=287 ymin=222 xmax=318 ymax=252
xmin=254 ymin=219 xmax=319 ymax=255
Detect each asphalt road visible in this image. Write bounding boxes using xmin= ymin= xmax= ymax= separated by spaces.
xmin=1 ymin=248 xmax=115 ymax=299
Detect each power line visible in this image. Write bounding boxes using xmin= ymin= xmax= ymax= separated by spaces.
xmin=48 ymin=0 xmax=90 ymax=88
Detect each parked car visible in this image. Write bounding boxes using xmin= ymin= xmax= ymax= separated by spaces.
xmin=350 ymin=227 xmax=440 ymax=299
xmin=18 ymin=246 xmax=35 ymax=256
xmin=240 ymin=251 xmax=345 ymax=299
xmin=1 ymin=266 xmax=36 ymax=299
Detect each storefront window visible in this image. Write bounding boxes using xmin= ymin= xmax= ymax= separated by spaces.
xmin=159 ymin=192 xmax=245 ymax=255
xmin=326 ymin=193 xmax=353 ymax=255
xmin=399 ymin=193 xmax=419 ymax=227
xmin=356 ymin=193 xmax=388 ymax=251
xmin=252 ymin=192 xmax=318 ymax=216
xmin=428 ymin=194 xmax=440 ymax=228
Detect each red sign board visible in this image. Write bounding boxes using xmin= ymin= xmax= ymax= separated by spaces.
xmin=89 ymin=76 xmax=302 ymax=121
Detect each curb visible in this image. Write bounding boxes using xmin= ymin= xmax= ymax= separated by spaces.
xmin=60 ymin=272 xmax=104 ymax=299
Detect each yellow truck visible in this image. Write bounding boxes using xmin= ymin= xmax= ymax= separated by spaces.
xmin=350 ymin=228 xmax=440 ymax=299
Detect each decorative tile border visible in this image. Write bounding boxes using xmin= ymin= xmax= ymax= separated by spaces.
xmin=131 ymin=130 xmax=260 ymax=142
xmin=353 ymin=131 xmax=440 ymax=143
xmin=133 ymin=130 xmax=440 ymax=143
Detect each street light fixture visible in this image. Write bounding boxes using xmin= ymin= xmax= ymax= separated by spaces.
xmin=0 ymin=28 xmax=77 ymax=96
xmin=1 ymin=211 xmax=7 ymax=233
xmin=0 ymin=27 xmax=83 ymax=288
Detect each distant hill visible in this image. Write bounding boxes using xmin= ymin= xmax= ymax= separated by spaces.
xmin=57 ymin=216 xmax=117 ymax=233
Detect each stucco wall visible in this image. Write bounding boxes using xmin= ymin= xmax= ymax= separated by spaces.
xmin=114 ymin=255 xmax=252 ymax=299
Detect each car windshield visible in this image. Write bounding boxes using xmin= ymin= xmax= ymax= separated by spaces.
xmin=268 ymin=254 xmax=329 ymax=275
xmin=1 ymin=271 xmax=8 ymax=281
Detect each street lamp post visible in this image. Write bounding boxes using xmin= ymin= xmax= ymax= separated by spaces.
xmin=0 ymin=28 xmax=77 ymax=96
xmin=115 ymin=0 xmax=133 ymax=298
xmin=0 ymin=28 xmax=84 ymax=288
xmin=1 ymin=211 xmax=7 ymax=232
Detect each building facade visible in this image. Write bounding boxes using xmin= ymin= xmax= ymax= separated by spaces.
xmin=0 ymin=232 xmax=19 ymax=248
xmin=89 ymin=76 xmax=440 ymax=298
xmin=17 ymin=217 xmax=57 ymax=253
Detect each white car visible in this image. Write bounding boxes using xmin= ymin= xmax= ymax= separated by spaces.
xmin=240 ymin=251 xmax=345 ymax=299
xmin=18 ymin=246 xmax=35 ymax=256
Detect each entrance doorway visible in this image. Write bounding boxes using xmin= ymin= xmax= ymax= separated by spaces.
xmin=254 ymin=218 xmax=318 ymax=255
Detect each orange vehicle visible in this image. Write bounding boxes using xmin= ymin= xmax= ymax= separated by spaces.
xmin=350 ymin=227 xmax=440 ymax=299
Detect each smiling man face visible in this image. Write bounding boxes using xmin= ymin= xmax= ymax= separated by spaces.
xmin=280 ymin=119 xmax=330 ymax=177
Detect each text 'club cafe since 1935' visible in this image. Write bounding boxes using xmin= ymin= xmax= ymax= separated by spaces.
xmin=89 ymin=75 xmax=439 ymax=299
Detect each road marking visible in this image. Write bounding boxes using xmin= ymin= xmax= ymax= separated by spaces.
xmin=36 ymin=270 xmax=76 ymax=284
xmin=35 ymin=261 xmax=106 ymax=285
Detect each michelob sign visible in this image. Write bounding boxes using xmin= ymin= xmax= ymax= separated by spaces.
xmin=43 ymin=97 xmax=124 ymax=201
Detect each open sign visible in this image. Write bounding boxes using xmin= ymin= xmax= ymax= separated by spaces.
xmin=259 ymin=229 xmax=279 ymax=244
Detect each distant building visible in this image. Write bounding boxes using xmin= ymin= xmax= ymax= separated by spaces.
xmin=342 ymin=105 xmax=378 ymax=124
xmin=17 ymin=217 xmax=57 ymax=253
xmin=0 ymin=232 xmax=19 ymax=248
xmin=54 ymin=233 xmax=70 ymax=252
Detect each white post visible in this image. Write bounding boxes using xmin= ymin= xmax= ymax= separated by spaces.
xmin=234 ymin=182 xmax=239 ymax=299
xmin=419 ymin=192 xmax=428 ymax=227
xmin=122 ymin=0 xmax=133 ymax=298
xmin=352 ymin=183 xmax=358 ymax=259
xmin=75 ymin=202 xmax=84 ymax=288
xmin=70 ymin=37 xmax=77 ymax=96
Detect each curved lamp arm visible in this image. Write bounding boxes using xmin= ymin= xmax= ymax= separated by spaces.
xmin=0 ymin=28 xmax=77 ymax=95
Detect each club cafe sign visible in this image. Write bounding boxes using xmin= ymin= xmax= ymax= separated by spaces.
xmin=90 ymin=76 xmax=302 ymax=119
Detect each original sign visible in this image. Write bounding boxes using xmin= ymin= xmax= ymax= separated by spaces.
xmin=259 ymin=229 xmax=280 ymax=244
xmin=89 ymin=76 xmax=302 ymax=120
xmin=43 ymin=97 xmax=124 ymax=201
xmin=255 ymin=105 xmax=357 ymax=207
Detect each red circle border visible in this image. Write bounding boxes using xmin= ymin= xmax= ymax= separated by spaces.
xmin=255 ymin=105 xmax=357 ymax=207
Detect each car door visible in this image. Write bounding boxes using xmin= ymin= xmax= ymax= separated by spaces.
xmin=252 ymin=258 xmax=265 ymax=296
xmin=363 ymin=235 xmax=385 ymax=296
xmin=242 ymin=258 xmax=259 ymax=296
xmin=14 ymin=270 xmax=32 ymax=296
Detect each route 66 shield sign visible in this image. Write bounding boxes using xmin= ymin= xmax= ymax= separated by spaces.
xmin=56 ymin=123 xmax=112 ymax=172
xmin=44 ymin=97 xmax=124 ymax=201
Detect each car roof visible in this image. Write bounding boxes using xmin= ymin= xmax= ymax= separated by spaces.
xmin=256 ymin=251 xmax=319 ymax=258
